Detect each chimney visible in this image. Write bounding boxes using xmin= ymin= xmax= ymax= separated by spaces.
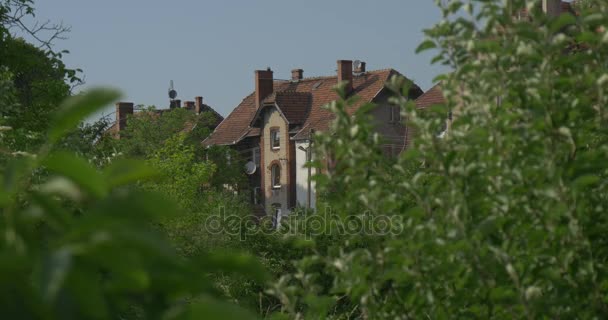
xmin=542 ymin=0 xmax=561 ymax=17
xmin=337 ymin=60 xmax=353 ymax=95
xmin=255 ymin=68 xmax=274 ymax=108
xmin=170 ymin=99 xmax=182 ymax=109
xmin=184 ymin=101 xmax=195 ymax=110
xmin=195 ymin=96 xmax=204 ymax=114
xmin=291 ymin=69 xmax=303 ymax=81
xmin=116 ymin=102 xmax=134 ymax=131
xmin=354 ymin=61 xmax=366 ymax=73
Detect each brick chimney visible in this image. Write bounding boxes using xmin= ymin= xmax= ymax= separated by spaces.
xmin=170 ymin=99 xmax=182 ymax=109
xmin=255 ymin=68 xmax=274 ymax=108
xmin=291 ymin=69 xmax=303 ymax=81
xmin=116 ymin=102 xmax=134 ymax=131
xmin=195 ymin=96 xmax=204 ymax=114
xmin=184 ymin=101 xmax=195 ymax=110
xmin=542 ymin=0 xmax=561 ymax=17
xmin=354 ymin=61 xmax=366 ymax=73
xmin=337 ymin=60 xmax=353 ymax=95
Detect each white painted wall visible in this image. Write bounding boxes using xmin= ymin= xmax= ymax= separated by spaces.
xmin=295 ymin=141 xmax=316 ymax=209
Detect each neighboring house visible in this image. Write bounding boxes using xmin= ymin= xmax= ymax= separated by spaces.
xmin=203 ymin=60 xmax=423 ymax=216
xmin=516 ymin=0 xmax=577 ymax=19
xmin=108 ymin=96 xmax=223 ymax=136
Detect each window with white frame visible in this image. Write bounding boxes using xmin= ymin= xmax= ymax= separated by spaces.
xmin=271 ymin=164 xmax=281 ymax=188
xmin=270 ymin=129 xmax=280 ymax=149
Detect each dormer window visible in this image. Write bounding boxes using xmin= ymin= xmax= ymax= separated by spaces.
xmin=271 ymin=129 xmax=280 ymax=149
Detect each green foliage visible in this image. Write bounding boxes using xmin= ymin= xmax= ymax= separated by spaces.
xmin=268 ymin=1 xmax=608 ymax=318
xmin=144 ymin=133 xmax=216 ymax=210
xmin=205 ymin=145 xmax=249 ymax=192
xmin=0 ymin=38 xmax=82 ymax=156
xmin=0 ymin=88 xmax=266 ymax=319
xmin=115 ymin=107 xmax=195 ymax=158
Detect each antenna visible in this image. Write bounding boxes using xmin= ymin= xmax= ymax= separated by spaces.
xmin=168 ymin=80 xmax=177 ymax=100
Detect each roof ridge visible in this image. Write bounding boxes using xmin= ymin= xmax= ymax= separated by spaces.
xmin=280 ymin=68 xmax=396 ymax=83
xmin=275 ymin=90 xmax=312 ymax=95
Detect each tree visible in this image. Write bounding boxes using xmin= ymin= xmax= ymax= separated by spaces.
xmin=0 ymin=0 xmax=71 ymax=51
xmin=0 ymin=4 xmax=82 ymax=154
xmin=0 ymin=88 xmax=267 ymax=319
xmin=268 ymin=1 xmax=608 ymax=318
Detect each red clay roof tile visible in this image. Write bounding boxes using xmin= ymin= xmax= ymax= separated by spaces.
xmin=204 ymin=68 xmax=417 ymax=145
xmin=415 ymin=84 xmax=445 ymax=109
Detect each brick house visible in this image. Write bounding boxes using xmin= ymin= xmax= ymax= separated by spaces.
xmin=109 ymin=96 xmax=223 ymax=136
xmin=203 ymin=60 xmax=423 ymax=216
xmin=515 ymin=0 xmax=576 ymax=19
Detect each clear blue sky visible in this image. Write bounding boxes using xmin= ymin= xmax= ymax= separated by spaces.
xmin=31 ymin=0 xmax=448 ymax=118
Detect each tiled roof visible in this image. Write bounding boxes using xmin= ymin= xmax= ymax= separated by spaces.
xmin=519 ymin=1 xmax=577 ymax=18
xmin=415 ymin=83 xmax=445 ymax=109
xmin=105 ymin=105 xmax=223 ymax=136
xmin=257 ymin=91 xmax=311 ymax=125
xmin=204 ymin=68 xmax=421 ymax=145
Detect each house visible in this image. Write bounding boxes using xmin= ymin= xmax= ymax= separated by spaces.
xmin=108 ymin=96 xmax=223 ymax=136
xmin=516 ymin=0 xmax=577 ymax=19
xmin=203 ymin=60 xmax=423 ymax=216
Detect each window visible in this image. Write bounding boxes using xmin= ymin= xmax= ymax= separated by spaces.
xmin=389 ymin=106 xmax=401 ymax=123
xmin=271 ymin=164 xmax=281 ymax=188
xmin=253 ymin=187 xmax=261 ymax=205
xmin=272 ymin=203 xmax=282 ymax=228
xmin=253 ymin=148 xmax=260 ymax=166
xmin=226 ymin=150 xmax=232 ymax=165
xmin=270 ymin=129 xmax=280 ymax=149
xmin=437 ymin=121 xmax=448 ymax=139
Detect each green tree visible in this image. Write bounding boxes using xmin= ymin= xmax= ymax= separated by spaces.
xmin=0 ymin=0 xmax=82 ymax=154
xmin=144 ymin=133 xmax=216 ymax=210
xmin=0 ymin=88 xmax=266 ymax=319
xmin=269 ymin=1 xmax=608 ymax=318
xmin=114 ymin=107 xmax=196 ymax=158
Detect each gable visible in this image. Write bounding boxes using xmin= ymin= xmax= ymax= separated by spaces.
xmin=203 ymin=68 xmax=422 ymax=146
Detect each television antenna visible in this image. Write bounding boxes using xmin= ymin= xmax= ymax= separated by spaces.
xmin=168 ymin=80 xmax=177 ymax=100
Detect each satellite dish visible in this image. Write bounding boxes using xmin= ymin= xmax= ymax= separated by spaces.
xmin=244 ymin=161 xmax=257 ymax=175
xmin=353 ymin=60 xmax=361 ymax=70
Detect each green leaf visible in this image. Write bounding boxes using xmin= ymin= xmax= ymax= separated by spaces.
xmin=43 ymin=152 xmax=108 ymax=198
xmin=49 ymin=88 xmax=121 ymax=143
xmin=103 ymin=159 xmax=158 ymax=188
xmin=416 ymin=40 xmax=437 ymax=53
xmin=550 ymin=13 xmax=576 ymax=33
xmin=573 ymin=174 xmax=600 ymax=190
